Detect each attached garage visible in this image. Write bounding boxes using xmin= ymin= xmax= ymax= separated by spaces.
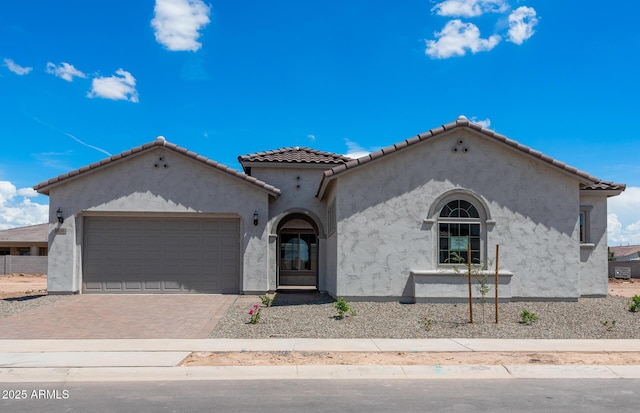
xmin=83 ymin=216 xmax=240 ymax=294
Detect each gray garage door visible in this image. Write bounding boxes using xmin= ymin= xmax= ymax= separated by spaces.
xmin=83 ymin=217 xmax=240 ymax=294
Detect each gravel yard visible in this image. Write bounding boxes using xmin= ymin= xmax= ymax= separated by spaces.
xmin=0 ymin=295 xmax=65 ymax=320
xmin=210 ymin=292 xmax=640 ymax=339
xmin=2 ymin=275 xmax=639 ymax=339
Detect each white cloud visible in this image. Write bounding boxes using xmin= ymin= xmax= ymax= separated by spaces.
xmin=507 ymin=6 xmax=538 ymax=45
xmin=470 ymin=117 xmax=491 ymax=128
xmin=46 ymin=62 xmax=87 ymax=82
xmin=0 ymin=181 xmax=48 ymax=230
xmin=426 ymin=20 xmax=501 ymax=59
xmin=151 ymin=0 xmax=211 ymax=52
xmin=608 ymin=187 xmax=640 ymax=245
xmin=344 ymin=139 xmax=374 ymax=159
xmin=87 ymin=69 xmax=139 ymax=103
xmin=432 ymin=0 xmax=508 ymax=18
xmin=3 ymin=58 xmax=33 ymax=75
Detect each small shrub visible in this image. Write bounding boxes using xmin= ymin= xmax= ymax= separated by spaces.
xmin=600 ymin=320 xmax=616 ymax=331
xmin=260 ymin=294 xmax=275 ymax=307
xmin=248 ymin=304 xmax=261 ymax=324
xmin=420 ymin=317 xmax=434 ymax=331
xmin=628 ymin=295 xmax=640 ymax=313
xmin=519 ymin=309 xmax=538 ymax=325
xmin=334 ymin=297 xmax=355 ymax=319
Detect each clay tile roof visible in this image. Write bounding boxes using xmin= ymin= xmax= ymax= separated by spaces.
xmin=0 ymin=223 xmax=48 ymax=243
xmin=580 ymin=181 xmax=627 ymax=192
xmin=239 ymin=147 xmax=351 ymax=165
xmin=609 ymin=245 xmax=640 ymax=258
xmin=316 ymin=116 xmax=626 ymax=198
xmin=34 ymin=137 xmax=281 ymax=197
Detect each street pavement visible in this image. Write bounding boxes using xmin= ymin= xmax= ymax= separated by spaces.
xmin=1 ymin=338 xmax=640 ymax=382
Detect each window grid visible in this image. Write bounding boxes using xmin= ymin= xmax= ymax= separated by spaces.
xmin=438 ymin=200 xmax=481 ymax=264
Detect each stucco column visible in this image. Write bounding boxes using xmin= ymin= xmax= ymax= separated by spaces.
xmin=268 ymin=234 xmax=278 ymax=291
xmin=317 ymin=235 xmax=326 ymax=292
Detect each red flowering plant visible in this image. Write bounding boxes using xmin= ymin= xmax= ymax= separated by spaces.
xmin=248 ymin=304 xmax=261 ymax=324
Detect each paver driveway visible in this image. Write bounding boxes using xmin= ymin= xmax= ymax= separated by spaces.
xmin=0 ymin=295 xmax=236 ymax=339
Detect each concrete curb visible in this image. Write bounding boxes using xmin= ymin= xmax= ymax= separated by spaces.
xmin=1 ymin=339 xmax=639 ymax=382
xmin=1 ymin=365 xmax=640 ymax=382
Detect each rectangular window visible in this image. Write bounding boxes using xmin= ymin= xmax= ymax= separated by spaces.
xmin=439 ymin=223 xmax=480 ymax=264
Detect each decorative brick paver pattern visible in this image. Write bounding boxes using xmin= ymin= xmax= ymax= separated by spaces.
xmin=0 ymin=295 xmax=236 ymax=339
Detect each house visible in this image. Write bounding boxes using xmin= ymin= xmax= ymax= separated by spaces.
xmin=0 ymin=224 xmax=48 ymax=256
xmin=34 ymin=116 xmax=625 ymax=301
xmin=0 ymin=224 xmax=48 ymax=274
xmin=609 ymin=245 xmax=640 ymax=262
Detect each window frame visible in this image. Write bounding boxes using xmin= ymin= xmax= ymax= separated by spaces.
xmin=438 ymin=200 xmax=482 ymax=265
xmin=579 ymin=205 xmax=593 ymax=244
xmin=279 ymin=230 xmax=318 ymax=272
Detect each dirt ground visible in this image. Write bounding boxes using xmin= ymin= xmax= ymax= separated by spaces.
xmin=180 ymin=350 xmax=640 ymax=366
xmin=0 ymin=274 xmax=47 ymax=299
xmin=2 ymin=274 xmax=640 ymax=366
xmin=608 ymin=277 xmax=640 ymax=298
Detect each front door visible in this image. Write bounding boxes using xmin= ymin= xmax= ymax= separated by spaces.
xmin=278 ymin=219 xmax=318 ymax=287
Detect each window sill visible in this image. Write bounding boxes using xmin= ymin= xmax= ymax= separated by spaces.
xmin=580 ymin=243 xmax=595 ymax=250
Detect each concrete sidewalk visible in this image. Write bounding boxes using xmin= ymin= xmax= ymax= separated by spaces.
xmin=1 ymin=339 xmax=640 ymax=382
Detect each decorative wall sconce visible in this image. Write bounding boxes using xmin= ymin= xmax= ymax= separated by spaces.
xmin=56 ymin=208 xmax=64 ymax=224
xmin=253 ymin=210 xmax=259 ymax=226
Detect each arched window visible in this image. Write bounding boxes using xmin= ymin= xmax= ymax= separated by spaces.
xmin=438 ymin=200 xmax=481 ymax=264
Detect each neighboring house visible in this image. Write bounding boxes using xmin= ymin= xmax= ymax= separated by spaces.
xmin=34 ymin=116 xmax=625 ymax=300
xmin=608 ymin=246 xmax=640 ymax=279
xmin=0 ymin=224 xmax=48 ymax=256
xmin=0 ymin=224 xmax=48 ymax=275
xmin=609 ymin=245 xmax=640 ymax=262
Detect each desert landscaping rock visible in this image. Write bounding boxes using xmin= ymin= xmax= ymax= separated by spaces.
xmin=0 ymin=295 xmax=65 ymax=320
xmin=0 ymin=274 xmax=65 ymax=320
xmin=2 ymin=276 xmax=639 ymax=340
xmin=210 ymin=292 xmax=640 ymax=339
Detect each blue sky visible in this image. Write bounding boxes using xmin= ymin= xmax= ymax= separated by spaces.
xmin=1 ymin=0 xmax=639 ymax=243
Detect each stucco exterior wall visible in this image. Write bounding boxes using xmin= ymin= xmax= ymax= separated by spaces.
xmin=46 ymin=147 xmax=271 ymax=294
xmin=579 ymin=194 xmax=609 ymax=296
xmin=324 ymin=185 xmax=338 ymax=296
xmin=333 ymin=129 xmax=583 ymax=300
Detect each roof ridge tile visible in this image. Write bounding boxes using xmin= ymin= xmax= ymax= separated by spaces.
xmin=238 ymin=146 xmax=351 ymax=165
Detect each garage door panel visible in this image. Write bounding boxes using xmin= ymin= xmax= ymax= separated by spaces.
xmin=105 ymin=281 xmax=125 ymax=291
xmin=163 ymin=280 xmax=182 ymax=291
xmin=141 ymin=280 xmax=161 ymax=290
xmin=83 ymin=217 xmax=240 ymax=294
xmin=84 ymin=281 xmax=103 ymax=291
xmin=124 ymin=281 xmax=142 ymax=291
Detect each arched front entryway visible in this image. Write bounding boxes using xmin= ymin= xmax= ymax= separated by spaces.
xmin=277 ymin=213 xmax=319 ymax=289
